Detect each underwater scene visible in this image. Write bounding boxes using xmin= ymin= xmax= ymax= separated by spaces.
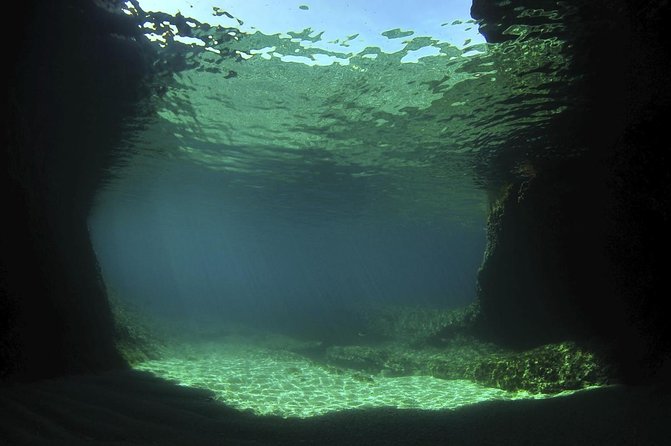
xmin=5 ymin=0 xmax=671 ymax=443
xmin=87 ymin=0 xmax=610 ymax=419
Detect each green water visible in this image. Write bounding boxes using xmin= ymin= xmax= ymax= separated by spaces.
xmin=111 ymin=0 xmax=577 ymax=225
xmin=101 ymin=1 xmax=597 ymax=419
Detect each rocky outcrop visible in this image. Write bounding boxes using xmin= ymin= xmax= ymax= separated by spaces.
xmin=108 ymin=293 xmax=168 ymax=366
xmin=323 ymin=338 xmax=608 ymax=394
xmin=472 ymin=0 xmax=671 ymax=383
xmin=475 ymin=162 xmax=616 ymax=348
xmin=470 ymin=342 xmax=610 ymax=394
xmin=321 ymin=304 xmax=609 ymax=393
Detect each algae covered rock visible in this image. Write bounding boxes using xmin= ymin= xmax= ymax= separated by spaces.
xmin=424 ymin=335 xmax=500 ymax=380
xmin=318 ymin=304 xmax=611 ymax=395
xmin=109 ymin=293 xmax=166 ymax=365
xmin=322 ymin=338 xmax=609 ymax=394
xmin=469 ymin=341 xmax=609 ymax=393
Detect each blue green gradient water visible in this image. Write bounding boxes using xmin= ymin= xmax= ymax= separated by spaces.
xmin=91 ymin=1 xmax=588 ymax=417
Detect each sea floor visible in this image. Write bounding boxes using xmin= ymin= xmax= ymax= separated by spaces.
xmin=134 ymin=338 xmax=589 ymax=418
xmin=1 ymin=368 xmax=668 ymax=445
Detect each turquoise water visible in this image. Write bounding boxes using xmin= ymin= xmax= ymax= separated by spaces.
xmin=90 ymin=1 xmax=593 ymax=417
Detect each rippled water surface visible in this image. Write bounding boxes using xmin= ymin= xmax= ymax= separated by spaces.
xmin=103 ymin=0 xmax=579 ymax=225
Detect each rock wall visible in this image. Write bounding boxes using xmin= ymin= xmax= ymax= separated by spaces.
xmin=476 ymin=160 xmax=615 ymax=347
xmin=473 ymin=0 xmax=671 ymax=382
xmin=2 ymin=0 xmax=153 ymax=380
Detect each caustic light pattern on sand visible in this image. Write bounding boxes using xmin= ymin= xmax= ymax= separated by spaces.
xmin=135 ymin=341 xmax=578 ymax=418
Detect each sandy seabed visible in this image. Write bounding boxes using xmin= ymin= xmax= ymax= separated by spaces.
xmin=1 ymin=340 xmax=669 ymax=445
xmin=135 ymin=340 xmax=572 ymax=418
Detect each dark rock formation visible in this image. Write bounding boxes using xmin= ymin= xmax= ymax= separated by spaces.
xmin=108 ymin=293 xmax=167 ymax=365
xmin=476 ymin=162 xmax=616 ymax=347
xmin=472 ymin=0 xmax=671 ymax=383
xmin=2 ymin=0 xmax=153 ymax=379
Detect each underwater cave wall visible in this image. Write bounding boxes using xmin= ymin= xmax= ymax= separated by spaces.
xmin=476 ymin=161 xmax=615 ymax=347
xmin=2 ymin=0 xmax=153 ymax=380
xmin=472 ymin=0 xmax=671 ymax=381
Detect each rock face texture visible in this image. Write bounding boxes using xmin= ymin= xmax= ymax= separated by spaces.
xmin=472 ymin=0 xmax=671 ymax=382
xmin=2 ymin=0 xmax=152 ymax=379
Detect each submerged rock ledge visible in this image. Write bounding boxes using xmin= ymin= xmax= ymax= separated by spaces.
xmin=325 ymin=340 xmax=608 ymax=394
xmin=321 ymin=304 xmax=610 ymax=394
